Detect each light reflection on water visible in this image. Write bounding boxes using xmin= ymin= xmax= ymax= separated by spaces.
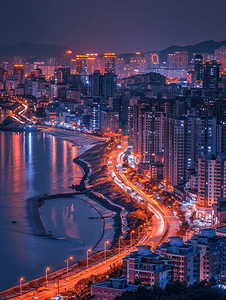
xmin=0 ymin=109 xmax=100 ymax=291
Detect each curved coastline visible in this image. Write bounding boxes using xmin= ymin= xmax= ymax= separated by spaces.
xmin=73 ymin=150 xmax=128 ymax=248
xmin=0 ymin=127 xmax=119 ymax=295
xmin=0 ymin=133 xmax=132 ymax=298
xmin=26 ymin=137 xmax=123 ymax=249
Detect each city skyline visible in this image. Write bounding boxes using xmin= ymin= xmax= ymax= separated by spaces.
xmin=2 ymin=0 xmax=226 ymax=298
xmin=1 ymin=0 xmax=226 ymax=53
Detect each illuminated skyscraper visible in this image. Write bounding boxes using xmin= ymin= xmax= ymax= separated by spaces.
xmin=75 ymin=55 xmax=88 ymax=75
xmin=194 ymin=54 xmax=203 ymax=80
xmin=203 ymin=60 xmax=221 ymax=90
xmin=133 ymin=105 xmax=165 ymax=163
xmin=164 ymin=115 xmax=187 ymax=186
xmin=130 ymin=52 xmax=145 ymax=75
xmin=54 ymin=67 xmax=70 ymax=84
xmin=104 ymin=53 xmax=116 ymax=73
xmin=89 ymin=70 xmax=117 ymax=99
xmin=167 ymin=53 xmax=176 ymax=69
xmin=167 ymin=51 xmax=188 ymax=69
xmin=14 ymin=64 xmax=24 ymax=84
xmin=145 ymin=51 xmax=160 ymax=69
xmin=61 ymin=50 xmax=73 ymax=68
xmin=198 ymin=153 xmax=226 ymax=208
xmin=116 ymin=57 xmax=126 ymax=78
xmin=86 ymin=53 xmax=98 ymax=75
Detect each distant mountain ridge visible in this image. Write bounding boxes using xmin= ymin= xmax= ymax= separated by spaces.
xmin=0 ymin=41 xmax=67 ymax=59
xmin=0 ymin=40 xmax=226 ymax=62
xmin=159 ymin=40 xmax=226 ymax=62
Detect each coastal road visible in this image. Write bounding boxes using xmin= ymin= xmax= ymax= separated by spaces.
xmin=5 ymin=145 xmax=179 ymax=300
xmin=108 ymin=147 xmax=180 ymax=248
xmin=117 ymin=171 xmax=179 ymax=246
xmin=10 ymin=247 xmax=141 ymax=300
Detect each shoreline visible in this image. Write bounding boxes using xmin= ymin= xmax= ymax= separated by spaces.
xmin=0 ymin=129 xmax=128 ymax=297
xmin=25 ymin=135 xmax=119 ymax=250
xmin=0 ymin=128 xmax=111 ymax=295
xmin=0 ymin=131 xmax=147 ymax=299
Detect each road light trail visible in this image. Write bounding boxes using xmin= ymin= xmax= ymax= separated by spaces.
xmin=18 ymin=103 xmax=35 ymax=123
xmin=4 ymin=146 xmax=179 ymax=300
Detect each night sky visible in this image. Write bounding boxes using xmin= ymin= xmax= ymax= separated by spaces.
xmin=1 ymin=0 xmax=226 ymax=53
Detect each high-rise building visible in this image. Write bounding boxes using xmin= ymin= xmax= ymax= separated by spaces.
xmin=101 ymin=109 xmax=119 ymax=133
xmin=167 ymin=51 xmax=188 ymax=69
xmin=155 ymin=236 xmax=200 ymax=285
xmin=89 ymin=97 xmax=102 ymax=132
xmin=111 ymin=93 xmax=130 ymax=135
xmin=130 ymin=52 xmax=146 ymax=75
xmin=216 ymin=100 xmax=226 ymax=155
xmin=167 ymin=53 xmax=176 ymax=69
xmin=14 ymin=64 xmax=24 ymax=84
xmin=203 ymin=60 xmax=221 ymax=90
xmin=86 ymin=53 xmax=98 ymax=75
xmin=75 ymin=55 xmax=88 ymax=75
xmin=133 ymin=105 xmax=165 ymax=164
xmin=54 ymin=67 xmax=70 ymax=84
xmin=145 ymin=51 xmax=160 ymax=70
xmin=187 ymin=229 xmax=221 ymax=282
xmin=104 ymin=53 xmax=116 ymax=73
xmin=61 ymin=50 xmax=73 ymax=68
xmin=164 ymin=114 xmax=217 ymax=186
xmin=89 ymin=70 xmax=117 ymax=99
xmin=194 ymin=54 xmax=203 ymax=80
xmin=186 ymin=116 xmax=217 ymax=169
xmin=176 ymin=51 xmax=189 ymax=69
xmin=123 ymin=245 xmax=173 ymax=288
xmin=116 ymin=57 xmax=127 ymax=79
xmin=198 ymin=153 xmax=226 ymax=208
xmin=164 ymin=115 xmax=187 ymax=186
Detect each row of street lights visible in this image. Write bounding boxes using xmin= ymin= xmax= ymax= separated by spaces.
xmin=19 ymin=256 xmax=74 ymax=295
xmin=120 ymin=223 xmax=146 ymax=253
xmin=19 ymin=226 xmax=146 ymax=295
xmin=87 ymin=240 xmax=110 ymax=269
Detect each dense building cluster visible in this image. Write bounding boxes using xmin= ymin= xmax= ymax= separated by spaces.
xmin=2 ymin=46 xmax=226 ymax=292
xmin=91 ymin=228 xmax=226 ymax=299
xmin=1 ymin=47 xmax=226 ymax=221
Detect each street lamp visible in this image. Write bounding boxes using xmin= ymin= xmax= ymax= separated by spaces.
xmin=46 ymin=267 xmax=50 ymax=285
xmin=20 ymin=277 xmax=24 ymax=295
xmin=130 ymin=230 xmax=135 ymax=247
xmin=105 ymin=241 xmax=109 ymax=260
xmin=65 ymin=256 xmax=73 ymax=277
xmin=87 ymin=249 xmax=91 ymax=268
xmin=119 ymin=236 xmax=123 ymax=255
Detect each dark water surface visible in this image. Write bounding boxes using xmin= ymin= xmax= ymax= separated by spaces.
xmin=0 ymin=109 xmax=101 ymax=291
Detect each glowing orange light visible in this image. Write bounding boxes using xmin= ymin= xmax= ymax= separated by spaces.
xmin=104 ymin=53 xmax=116 ymax=57
xmin=66 ymin=50 xmax=72 ymax=54
xmin=76 ymin=55 xmax=88 ymax=58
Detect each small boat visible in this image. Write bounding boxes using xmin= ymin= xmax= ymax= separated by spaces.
xmin=12 ymin=221 xmax=17 ymax=224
